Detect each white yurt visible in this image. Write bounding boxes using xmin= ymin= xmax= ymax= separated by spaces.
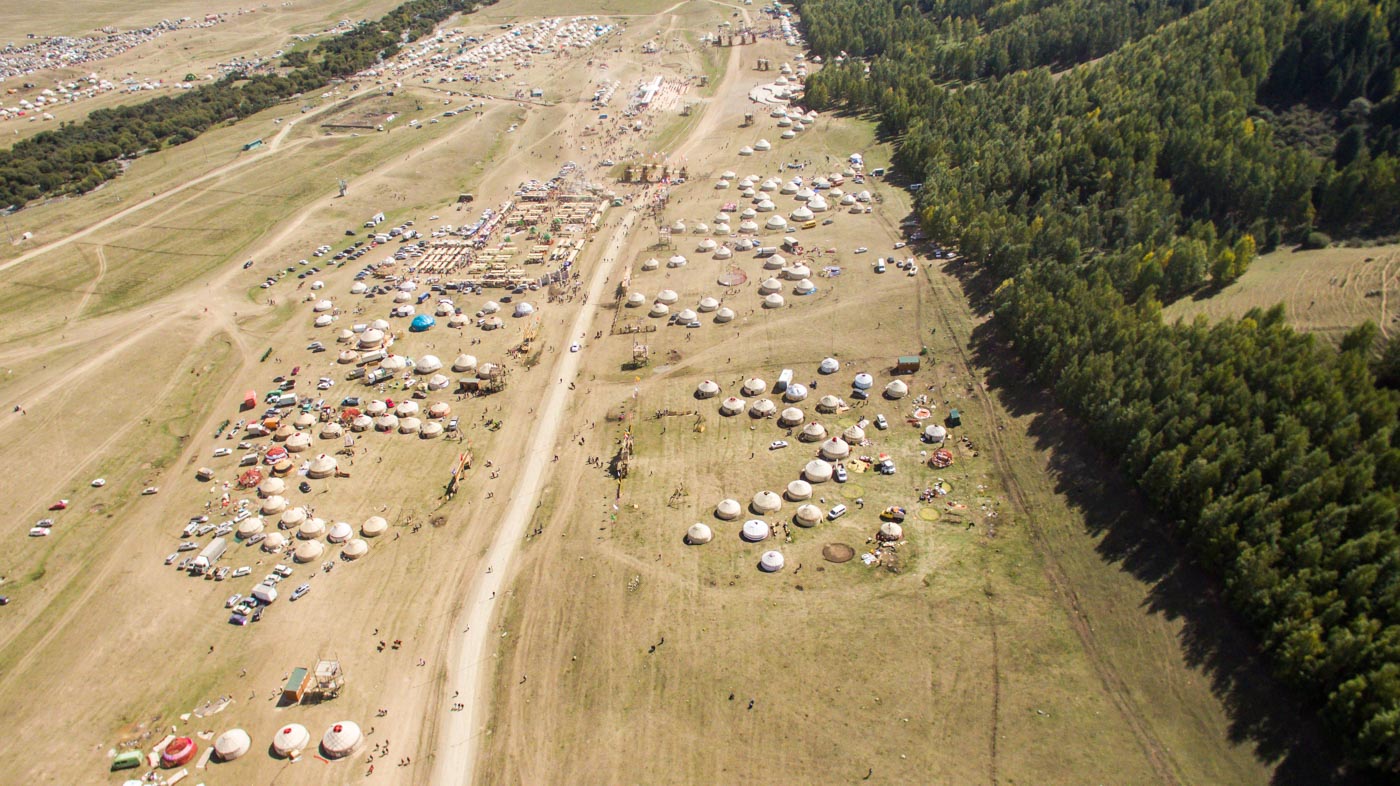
xmin=781 ymin=129 xmax=796 ymax=139
xmin=327 ymin=521 xmax=353 ymax=543
xmin=656 ymin=289 xmax=679 ymax=305
xmin=365 ymin=400 xmax=388 ymax=416
xmin=742 ymin=519 xmax=771 ymax=542
xmin=738 ymin=145 xmax=755 ymax=156
xmin=362 ymin=516 xmax=388 ymax=537
xmin=351 ymin=414 xmax=373 ymax=431
xmin=721 ymin=170 xmax=737 ymax=180
xmin=381 ymin=355 xmax=408 ymax=372
xmin=449 ymin=313 xmax=469 ymax=328
xmin=749 ymin=398 xmax=777 ymax=418
xmin=428 ymin=401 xmax=451 ymax=419
xmin=696 ymin=379 xmax=720 ymax=399
xmin=358 ymin=328 xmax=385 ymax=349
xmin=481 ymin=316 xmax=504 ymax=330
xmin=427 ymin=373 xmax=450 ymax=391
xmin=262 ymin=532 xmax=288 ymax=552
xmin=759 ymin=278 xmax=782 ymax=295
xmin=395 ymin=400 xmax=420 ymax=417
xmin=394 ymin=291 xmax=413 ymax=304
xmin=715 ymin=179 xmax=731 ymax=190
xmin=782 ymin=263 xmax=811 ymax=280
xmin=671 ymin=220 xmax=687 ymax=233
xmin=804 ymin=458 xmax=834 ymax=483
xmin=924 ymin=424 xmax=948 ymax=444
xmin=742 ymin=377 xmax=767 ymax=396
xmin=272 ymin=724 xmax=311 ymax=757
xmin=350 ymin=281 xmax=368 ymax=295
xmin=677 ymin=308 xmax=698 ymax=322
xmin=668 ymin=254 xmax=688 ymax=268
xmin=843 ymin=424 xmax=866 ymax=442
xmin=794 ymin=279 xmax=816 ymax=295
xmin=795 ymin=187 xmax=815 ymax=202
xmin=760 ymin=178 xmax=779 ymax=192
xmin=308 ymin=453 xmax=338 ymax=479
xmin=374 ymin=414 xmax=399 ymax=432
xmin=416 ymin=354 xmax=443 ymax=373
xmin=741 ymin=208 xmax=758 ymax=220
xmin=452 ymin=354 xmax=478 ymax=373
xmin=314 ymin=314 xmax=334 ymax=328
xmin=261 ymin=495 xmax=288 ymax=515
xmin=738 ymin=220 xmax=759 ymax=234
xmin=627 ymin=292 xmax=647 ymax=307
xmin=435 ymin=302 xmax=454 ymax=317
xmin=755 ymin=198 xmax=777 ymax=212
xmin=817 ymin=394 xmax=841 ymax=412
xmin=338 ymin=350 xmax=359 ymax=364
xmin=765 ymin=216 xmax=788 ymax=230
xmin=214 ymin=728 xmax=251 ymax=761
xmin=800 ymin=421 xmax=828 ymax=442
xmin=237 ymin=517 xmax=265 ymax=539
xmin=716 ymin=498 xmax=743 ymax=521
xmin=853 ymin=373 xmax=874 ymax=390
xmin=480 ymin=301 xmax=501 ymax=314
xmin=714 ymin=245 xmax=734 ymax=259
xmin=714 ymin=307 xmax=736 ymax=323
xmin=759 ymin=550 xmax=785 ymax=572
xmin=320 ymin=721 xmax=364 ymax=759
xmin=294 ymin=539 xmax=325 ymax=563
xmin=878 ymin=521 xmax=905 ymax=542
xmin=420 ymin=421 xmax=444 ymax=439
xmin=786 ymin=479 xmax=813 ymax=501
xmin=686 ymin=522 xmax=714 ymax=545
xmin=512 ymin=302 xmax=535 ymax=318
xmin=790 ymin=205 xmax=814 ymax=222
xmin=820 ymin=437 xmax=852 ymax=460
xmin=754 ymin=138 xmax=772 ymax=151
xmin=479 ymin=362 xmax=501 ymax=379
xmin=281 ymin=507 xmax=307 ymax=528
xmin=751 ymin=490 xmax=782 ymax=514
xmin=819 ymin=357 xmax=840 ymax=374
xmin=695 ymin=221 xmax=710 ymax=234
xmin=258 ymin=477 xmax=286 ymax=497
xmin=313 ymin=299 xmax=333 ymax=313
xmin=884 ymin=379 xmax=909 ymax=399
xmin=808 ymin=196 xmax=829 ymax=213
xmin=320 ymin=422 xmax=344 ymax=439
xmin=698 ymin=238 xmax=718 ymax=252
xmin=778 ymin=406 xmax=805 ymax=427
xmin=778 ymin=117 xmax=793 ymax=128
xmin=784 ymin=383 xmax=809 ymax=402
xmin=298 ymin=517 xmax=326 ymax=540
xmin=780 ymin=180 xmax=799 ymax=195
xmin=342 ymin=538 xmax=369 ymax=559
xmin=294 ymin=413 xmax=317 ymax=430
xmin=697 ymin=296 xmax=720 ymax=312
xmin=398 ymin=417 xmax=422 ymax=434
xmin=649 ymin=302 xmax=670 ymax=318
xmin=371 ymin=318 xmax=391 ymax=331
xmin=795 ymin=504 xmax=823 ymax=527
xmin=719 ymin=396 xmax=746 ymax=416
xmin=840 ymin=193 xmax=857 ymax=206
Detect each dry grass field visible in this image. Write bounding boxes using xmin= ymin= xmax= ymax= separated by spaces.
xmin=1165 ymin=243 xmax=1400 ymax=343
xmin=0 ymin=0 xmax=1343 ymax=784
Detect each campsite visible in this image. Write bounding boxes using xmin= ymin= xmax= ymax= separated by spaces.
xmin=0 ymin=0 xmax=1387 ymax=784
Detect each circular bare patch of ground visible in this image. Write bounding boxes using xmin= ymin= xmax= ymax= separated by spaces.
xmin=822 ymin=543 xmax=855 ymax=563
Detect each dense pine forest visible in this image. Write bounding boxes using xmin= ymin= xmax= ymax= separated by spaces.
xmin=0 ymin=0 xmax=492 ymax=209
xmin=795 ymin=0 xmax=1400 ymax=773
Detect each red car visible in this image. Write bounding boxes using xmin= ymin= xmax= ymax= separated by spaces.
xmin=48 ymin=499 xmax=69 ymax=511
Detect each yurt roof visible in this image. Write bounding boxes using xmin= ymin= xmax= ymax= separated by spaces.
xmin=344 ymin=538 xmax=369 ymax=558
xmin=363 ymin=516 xmax=388 ymax=536
xmin=214 ymin=728 xmax=251 ymax=761
xmin=716 ymin=498 xmax=742 ymax=519
xmin=742 ymin=519 xmax=771 ymax=541
xmin=272 ymin=724 xmax=310 ymax=755
xmin=686 ymin=522 xmax=714 ymax=544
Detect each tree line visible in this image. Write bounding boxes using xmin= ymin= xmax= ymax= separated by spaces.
xmin=795 ymin=0 xmax=1400 ymax=771
xmin=0 ymin=0 xmax=492 ymax=209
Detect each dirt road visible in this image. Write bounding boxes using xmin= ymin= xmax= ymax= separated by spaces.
xmin=430 ymin=207 xmax=638 ymax=785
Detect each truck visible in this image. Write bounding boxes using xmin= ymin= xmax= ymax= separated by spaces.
xmin=755 ymin=246 xmax=778 ymax=258
xmin=775 ymin=369 xmax=793 ymax=393
xmin=190 ymin=537 xmax=228 ymax=575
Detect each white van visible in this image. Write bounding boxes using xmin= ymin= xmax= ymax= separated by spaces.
xmin=827 ymin=504 xmax=848 ymax=520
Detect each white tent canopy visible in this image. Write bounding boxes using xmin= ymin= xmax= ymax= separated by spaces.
xmin=742 ymin=519 xmax=771 ymax=542
xmin=716 ymin=498 xmax=742 ymax=520
xmin=686 ymin=522 xmax=713 ymax=545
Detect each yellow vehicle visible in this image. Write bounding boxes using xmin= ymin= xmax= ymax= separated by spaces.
xmin=801 ymin=220 xmax=818 ymax=229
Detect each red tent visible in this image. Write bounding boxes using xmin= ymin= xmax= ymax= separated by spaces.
xmin=161 ymin=737 xmax=197 ymax=768
xmin=264 ymin=446 xmax=289 ymax=464
xmin=238 ymin=469 xmax=264 ymax=488
xmin=242 ymin=390 xmax=257 ymax=411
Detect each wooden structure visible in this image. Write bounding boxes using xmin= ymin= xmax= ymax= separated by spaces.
xmin=445 ymin=450 xmax=473 ymax=499
xmin=309 ymin=659 xmax=345 ymax=700
xmin=894 ymin=355 xmax=921 ymax=374
xmin=282 ymin=667 xmax=311 ymax=704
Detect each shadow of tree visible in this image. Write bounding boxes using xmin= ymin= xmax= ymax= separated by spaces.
xmin=934 ymin=253 xmax=1363 ymax=785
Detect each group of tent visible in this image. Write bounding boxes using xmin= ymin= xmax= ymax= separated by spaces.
xmin=115 ymin=720 xmax=368 ymax=772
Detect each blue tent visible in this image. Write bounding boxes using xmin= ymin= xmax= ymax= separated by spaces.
xmin=410 ymin=314 xmax=436 ymax=332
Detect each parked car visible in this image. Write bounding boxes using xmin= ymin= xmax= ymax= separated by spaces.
xmin=291 ymin=583 xmax=312 ymax=601
xmin=213 ymin=447 xmax=232 ymax=457
xmin=225 ymin=593 xmax=243 ymax=608
xmin=177 ymin=541 xmax=198 ymax=552
xmin=875 ymin=414 xmax=888 ymax=430
xmin=834 ymin=464 xmax=848 ymax=483
xmin=769 ymin=440 xmax=789 ymax=450
xmin=232 ymin=566 xmax=252 ymax=578
xmin=165 ymin=553 xmax=179 ymax=565
xmin=827 ymin=504 xmax=848 ymax=520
